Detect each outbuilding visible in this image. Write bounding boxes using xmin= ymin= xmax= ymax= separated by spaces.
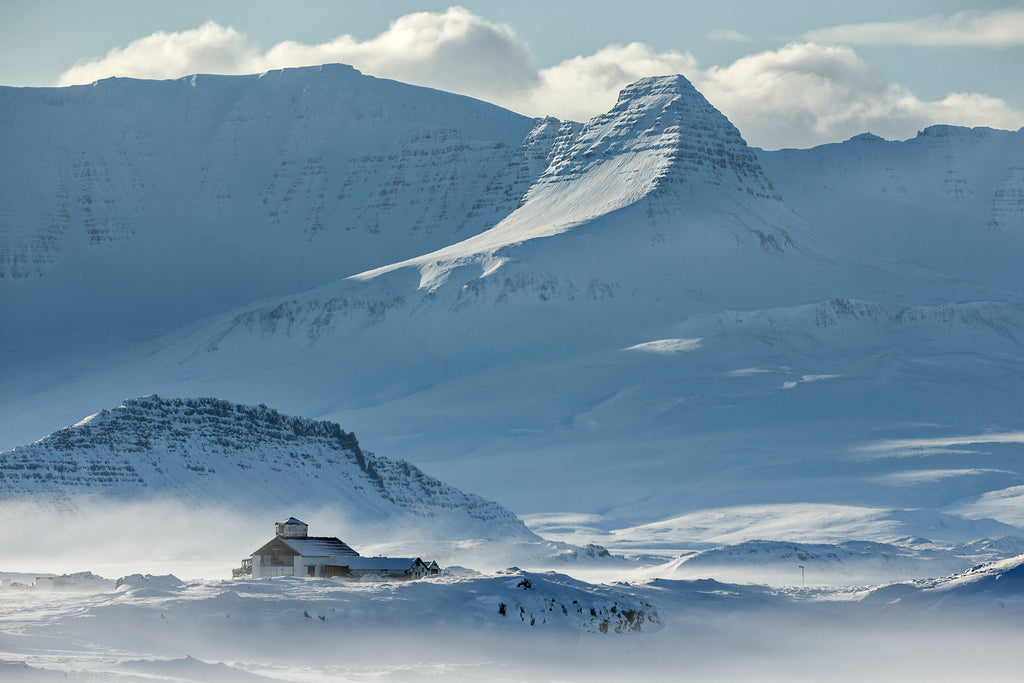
xmin=325 ymin=556 xmax=429 ymax=580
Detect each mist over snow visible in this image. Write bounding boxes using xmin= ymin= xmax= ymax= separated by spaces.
xmin=2 ymin=559 xmax=1024 ymax=681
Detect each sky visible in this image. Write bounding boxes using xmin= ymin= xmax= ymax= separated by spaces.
xmin=2 ymin=1 xmax=1023 ymax=148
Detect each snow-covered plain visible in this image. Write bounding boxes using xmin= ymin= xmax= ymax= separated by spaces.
xmin=2 ymin=64 xmax=1024 ymax=678
xmin=2 ymin=557 xmax=1024 ymax=682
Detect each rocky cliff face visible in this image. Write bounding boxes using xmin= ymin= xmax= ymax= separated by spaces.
xmin=0 ymin=395 xmax=534 ymax=540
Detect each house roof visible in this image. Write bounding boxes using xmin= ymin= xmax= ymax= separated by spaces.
xmin=281 ymin=536 xmax=359 ymax=557
xmin=279 ymin=517 xmax=307 ymax=526
xmin=252 ymin=536 xmax=359 ymax=558
xmin=336 ymin=556 xmax=422 ymax=571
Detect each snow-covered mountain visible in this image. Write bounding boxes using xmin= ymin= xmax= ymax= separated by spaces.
xmin=0 ymin=395 xmax=533 ymax=541
xmin=758 ymin=126 xmax=1024 ymax=292
xmin=2 ymin=65 xmax=1023 ymax=556
xmin=0 ymin=64 xmax=557 ymax=344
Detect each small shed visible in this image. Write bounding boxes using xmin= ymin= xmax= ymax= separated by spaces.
xmin=326 ymin=556 xmax=429 ymax=580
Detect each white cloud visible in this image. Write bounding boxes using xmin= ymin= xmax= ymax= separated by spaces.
xmin=707 ymin=29 xmax=750 ymax=42
xmin=58 ymin=8 xmax=536 ymax=98
xmin=58 ymin=21 xmax=260 ymax=85
xmin=55 ymin=9 xmax=1024 ymax=149
xmin=805 ymin=8 xmax=1024 ymax=47
xmin=691 ymin=42 xmax=1024 ymax=148
xmin=505 ymin=42 xmax=698 ymax=123
xmin=258 ymin=7 xmax=538 ymax=99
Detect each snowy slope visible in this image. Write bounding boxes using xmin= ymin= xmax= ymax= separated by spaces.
xmin=865 ymin=551 xmax=1024 ymax=607
xmin=640 ymin=537 xmax=1024 ymax=586
xmin=758 ymin=126 xmax=1024 ymax=292
xmin=0 ymin=395 xmax=533 ymax=541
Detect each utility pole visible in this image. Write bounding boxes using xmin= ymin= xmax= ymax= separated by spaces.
xmin=798 ymin=565 xmax=805 ymax=588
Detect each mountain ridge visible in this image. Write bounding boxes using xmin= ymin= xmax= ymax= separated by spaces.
xmin=0 ymin=395 xmax=535 ymax=541
xmin=0 ymin=64 xmax=550 ymax=344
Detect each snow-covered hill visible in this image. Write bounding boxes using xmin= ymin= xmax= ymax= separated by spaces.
xmin=865 ymin=551 xmax=1024 ymax=607
xmin=0 ymin=395 xmax=533 ymax=542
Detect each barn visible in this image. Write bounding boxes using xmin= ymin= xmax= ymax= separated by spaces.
xmin=234 ymin=517 xmax=440 ymax=580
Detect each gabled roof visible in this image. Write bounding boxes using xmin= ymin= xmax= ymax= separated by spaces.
xmin=281 ymin=536 xmax=359 ymax=557
xmin=280 ymin=517 xmax=306 ymax=526
xmin=252 ymin=536 xmax=359 ymax=558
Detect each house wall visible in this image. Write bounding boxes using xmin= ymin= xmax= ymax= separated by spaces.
xmin=295 ymin=555 xmax=332 ymax=577
xmin=258 ymin=564 xmax=295 ymax=577
xmin=253 ymin=553 xmax=296 ymax=578
xmin=251 ymin=553 xmax=339 ymax=578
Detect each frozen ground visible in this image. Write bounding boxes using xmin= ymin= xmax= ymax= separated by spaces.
xmin=1 ymin=558 xmax=1023 ymax=682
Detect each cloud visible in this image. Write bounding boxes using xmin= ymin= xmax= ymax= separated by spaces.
xmin=258 ymin=7 xmax=538 ymax=99
xmin=707 ymin=29 xmax=751 ymax=42
xmin=58 ymin=8 xmax=537 ymax=98
xmin=691 ymin=42 xmax=1024 ymax=148
xmin=58 ymin=21 xmax=260 ymax=85
xmin=55 ymin=9 xmax=1024 ymax=149
xmin=505 ymin=42 xmax=698 ymax=123
xmin=804 ymin=8 xmax=1024 ymax=47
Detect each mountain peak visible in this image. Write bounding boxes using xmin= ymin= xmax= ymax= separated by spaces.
xmin=548 ymin=73 xmax=779 ymax=202
xmin=845 ymin=132 xmax=887 ymax=143
xmin=616 ymin=73 xmax=698 ymax=97
xmin=355 ymin=74 xmax=785 ymax=287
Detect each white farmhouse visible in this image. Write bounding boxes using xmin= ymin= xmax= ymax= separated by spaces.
xmin=234 ymin=517 xmax=439 ymax=580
